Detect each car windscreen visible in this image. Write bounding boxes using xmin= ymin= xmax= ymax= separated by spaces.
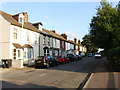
xmin=55 ymin=56 xmax=62 ymax=58
xmin=46 ymin=56 xmax=55 ymax=60
xmin=36 ymin=57 xmax=44 ymax=60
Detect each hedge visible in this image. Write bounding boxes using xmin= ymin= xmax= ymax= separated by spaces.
xmin=108 ymin=47 xmax=120 ymax=72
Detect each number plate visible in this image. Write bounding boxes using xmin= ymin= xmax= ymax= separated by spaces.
xmin=37 ymin=61 xmax=41 ymax=63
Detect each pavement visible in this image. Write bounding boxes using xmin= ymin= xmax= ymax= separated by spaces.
xmin=83 ymin=57 xmax=120 ymax=89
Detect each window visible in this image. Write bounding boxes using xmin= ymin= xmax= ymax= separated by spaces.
xmin=28 ymin=48 xmax=32 ymax=59
xmin=34 ymin=34 xmax=37 ymax=44
xmin=18 ymin=50 xmax=20 ymax=57
xmin=48 ymin=37 xmax=50 ymax=46
xmin=13 ymin=32 xmax=17 ymax=39
xmin=55 ymin=39 xmax=56 ymax=47
xmin=20 ymin=17 xmax=23 ymax=23
xmin=44 ymin=49 xmax=49 ymax=56
xmin=13 ymin=28 xmax=18 ymax=39
xmin=62 ymin=41 xmax=64 ymax=48
xmin=44 ymin=49 xmax=46 ymax=56
xmin=47 ymin=50 xmax=49 ymax=56
xmin=26 ymin=32 xmax=29 ymax=41
xmin=13 ymin=49 xmax=16 ymax=59
xmin=24 ymin=51 xmax=26 ymax=59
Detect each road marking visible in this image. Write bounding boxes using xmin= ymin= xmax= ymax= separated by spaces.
xmin=83 ymin=73 xmax=94 ymax=89
xmin=39 ymin=73 xmax=46 ymax=77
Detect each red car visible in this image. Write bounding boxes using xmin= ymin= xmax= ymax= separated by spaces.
xmin=55 ymin=55 xmax=70 ymax=64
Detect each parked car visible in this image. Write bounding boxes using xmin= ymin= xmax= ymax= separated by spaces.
xmin=73 ymin=54 xmax=78 ymax=61
xmin=54 ymin=55 xmax=64 ymax=64
xmin=88 ymin=53 xmax=93 ymax=57
xmin=66 ymin=54 xmax=75 ymax=62
xmin=34 ymin=56 xmax=59 ymax=68
xmin=81 ymin=52 xmax=86 ymax=57
xmin=77 ymin=55 xmax=82 ymax=60
xmin=62 ymin=55 xmax=70 ymax=63
xmin=94 ymin=53 xmax=102 ymax=58
xmin=55 ymin=55 xmax=70 ymax=64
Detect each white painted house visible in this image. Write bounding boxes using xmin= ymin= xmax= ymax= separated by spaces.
xmin=0 ymin=11 xmax=40 ymax=67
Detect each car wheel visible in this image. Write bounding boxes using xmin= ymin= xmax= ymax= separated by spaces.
xmin=56 ymin=62 xmax=59 ymax=66
xmin=46 ymin=63 xmax=50 ymax=68
xmin=63 ymin=62 xmax=65 ymax=64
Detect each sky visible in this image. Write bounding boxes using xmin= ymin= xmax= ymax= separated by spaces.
xmin=0 ymin=1 xmax=119 ymax=41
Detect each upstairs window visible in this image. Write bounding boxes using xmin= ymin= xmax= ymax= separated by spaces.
xmin=48 ymin=37 xmax=50 ymax=46
xmin=26 ymin=32 xmax=29 ymax=41
xmin=20 ymin=17 xmax=23 ymax=23
xmin=13 ymin=28 xmax=18 ymax=39
xmin=62 ymin=41 xmax=64 ymax=48
xmin=55 ymin=39 xmax=57 ymax=47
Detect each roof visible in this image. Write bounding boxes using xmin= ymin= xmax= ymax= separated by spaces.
xmin=0 ymin=10 xmax=40 ymax=33
xmin=40 ymin=28 xmax=51 ymax=36
xmin=13 ymin=43 xmax=23 ymax=48
xmin=42 ymin=28 xmax=67 ymax=41
xmin=67 ymin=40 xmax=75 ymax=44
xmin=22 ymin=44 xmax=33 ymax=48
xmin=33 ymin=22 xmax=43 ymax=26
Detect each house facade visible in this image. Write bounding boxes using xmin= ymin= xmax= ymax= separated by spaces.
xmin=0 ymin=10 xmax=87 ymax=68
xmin=0 ymin=11 xmax=40 ymax=67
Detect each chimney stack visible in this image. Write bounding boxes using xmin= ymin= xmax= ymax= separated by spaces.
xmin=32 ymin=22 xmax=43 ymax=30
xmin=78 ymin=40 xmax=81 ymax=44
xmin=51 ymin=30 xmax=56 ymax=33
xmin=61 ymin=33 xmax=67 ymax=39
xmin=23 ymin=12 xmax=28 ymax=23
xmin=74 ymin=38 xmax=77 ymax=43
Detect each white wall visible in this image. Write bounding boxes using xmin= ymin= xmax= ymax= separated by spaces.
xmin=56 ymin=39 xmax=60 ymax=49
xmin=0 ymin=15 xmax=11 ymax=59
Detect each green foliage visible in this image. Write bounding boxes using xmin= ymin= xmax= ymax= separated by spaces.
xmin=81 ymin=34 xmax=98 ymax=53
xmin=108 ymin=47 xmax=120 ymax=71
xmin=90 ymin=1 xmax=119 ymax=50
xmin=88 ymin=1 xmax=120 ymax=71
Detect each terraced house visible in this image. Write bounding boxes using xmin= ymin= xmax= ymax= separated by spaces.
xmin=0 ymin=11 xmax=86 ymax=68
xmin=0 ymin=11 xmax=41 ymax=68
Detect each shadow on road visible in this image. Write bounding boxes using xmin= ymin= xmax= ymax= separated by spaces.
xmin=43 ymin=57 xmax=113 ymax=73
xmin=1 ymin=80 xmax=63 ymax=89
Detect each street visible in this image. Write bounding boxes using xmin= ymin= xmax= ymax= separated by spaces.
xmin=1 ymin=57 xmax=103 ymax=88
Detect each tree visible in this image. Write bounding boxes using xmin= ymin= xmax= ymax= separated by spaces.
xmin=89 ymin=0 xmax=118 ymax=53
xmin=81 ymin=34 xmax=98 ymax=53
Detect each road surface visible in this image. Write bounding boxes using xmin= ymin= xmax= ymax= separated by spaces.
xmin=1 ymin=57 xmax=102 ymax=88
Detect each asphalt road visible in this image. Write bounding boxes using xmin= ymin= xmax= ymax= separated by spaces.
xmin=1 ymin=57 xmax=102 ymax=89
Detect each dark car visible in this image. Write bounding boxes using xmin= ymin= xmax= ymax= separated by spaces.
xmin=34 ymin=56 xmax=59 ymax=68
xmin=88 ymin=53 xmax=93 ymax=57
xmin=73 ymin=54 xmax=79 ymax=61
xmin=76 ymin=55 xmax=82 ymax=60
xmin=66 ymin=54 xmax=75 ymax=62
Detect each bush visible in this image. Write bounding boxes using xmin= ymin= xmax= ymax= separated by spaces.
xmin=108 ymin=47 xmax=120 ymax=71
